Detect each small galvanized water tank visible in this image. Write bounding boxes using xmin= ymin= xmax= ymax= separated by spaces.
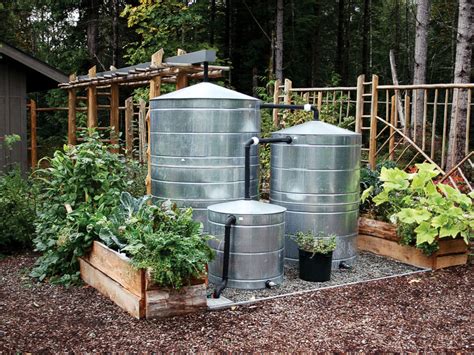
xmin=270 ymin=121 xmax=361 ymax=268
xmin=150 ymin=83 xmax=260 ymax=230
xmin=207 ymin=200 xmax=286 ymax=289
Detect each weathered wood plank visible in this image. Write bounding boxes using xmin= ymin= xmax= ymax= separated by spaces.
xmin=433 ymin=254 xmax=468 ymax=269
xmin=79 ymin=258 xmax=144 ymax=319
xmin=437 ymin=238 xmax=468 ymax=256
xmin=84 ymin=241 xmax=144 ymax=298
xmin=357 ymin=234 xmax=433 ymax=269
xmin=359 ymin=217 xmax=398 ymax=241
xmin=146 ymin=283 xmax=207 ymax=319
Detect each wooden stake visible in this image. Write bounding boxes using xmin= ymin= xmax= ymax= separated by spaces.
xmin=369 ymin=75 xmax=379 ymax=169
xmin=404 ymin=94 xmax=411 ymax=138
xmin=87 ymin=66 xmax=98 ymax=130
xmin=30 ymin=99 xmax=37 ymax=169
xmin=273 ymin=79 xmax=281 ymax=127
xmin=355 ymin=74 xmax=365 ymax=134
xmin=441 ymin=89 xmax=449 ymax=169
xmin=125 ymin=97 xmax=134 ymax=157
xmin=110 ymin=83 xmax=120 ymax=152
xmin=175 ymin=49 xmax=188 ymax=90
xmin=389 ymin=95 xmax=396 ymax=161
xmin=430 ymin=89 xmax=438 ymax=160
xmin=68 ymin=74 xmax=77 ymax=145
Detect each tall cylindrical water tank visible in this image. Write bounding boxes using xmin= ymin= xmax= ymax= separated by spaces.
xmin=270 ymin=121 xmax=361 ymax=267
xmin=149 ymin=83 xmax=260 ymax=230
xmin=207 ymin=200 xmax=286 ymax=289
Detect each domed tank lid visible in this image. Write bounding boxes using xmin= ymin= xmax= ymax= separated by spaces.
xmin=208 ymin=199 xmax=286 ymax=215
xmin=150 ymin=82 xmax=258 ymax=101
xmin=274 ymin=120 xmax=358 ymax=136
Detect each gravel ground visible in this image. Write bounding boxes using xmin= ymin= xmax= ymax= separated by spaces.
xmin=1 ymin=253 xmax=472 ymax=352
xmin=210 ymin=252 xmax=422 ymax=303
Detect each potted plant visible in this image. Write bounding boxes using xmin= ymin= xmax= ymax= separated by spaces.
xmin=292 ymin=231 xmax=337 ymax=282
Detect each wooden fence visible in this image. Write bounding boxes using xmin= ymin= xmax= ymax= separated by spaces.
xmin=273 ymin=76 xmax=473 ymax=191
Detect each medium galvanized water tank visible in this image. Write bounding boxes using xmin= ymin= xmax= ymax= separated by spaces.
xmin=149 ymin=83 xmax=260 ymax=230
xmin=270 ymin=121 xmax=361 ymax=268
xmin=207 ymin=200 xmax=286 ymax=289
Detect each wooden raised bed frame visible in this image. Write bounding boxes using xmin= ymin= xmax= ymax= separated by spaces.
xmin=79 ymin=241 xmax=207 ymax=319
xmin=358 ymin=217 xmax=468 ymax=269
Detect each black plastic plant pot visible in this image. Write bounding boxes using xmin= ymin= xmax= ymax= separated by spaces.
xmin=298 ymin=249 xmax=333 ymax=282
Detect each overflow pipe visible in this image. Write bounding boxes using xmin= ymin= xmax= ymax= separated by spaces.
xmin=213 ymin=214 xmax=237 ymax=298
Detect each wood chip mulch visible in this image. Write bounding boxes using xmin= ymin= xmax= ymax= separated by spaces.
xmin=0 ymin=253 xmax=472 ymax=352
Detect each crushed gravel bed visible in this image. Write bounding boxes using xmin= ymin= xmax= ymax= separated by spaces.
xmin=0 ymin=253 xmax=472 ymax=352
xmin=209 ymin=252 xmax=422 ymax=303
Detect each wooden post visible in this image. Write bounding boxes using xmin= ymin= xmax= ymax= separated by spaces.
xmin=150 ymin=49 xmax=163 ymax=98
xmin=87 ymin=66 xmax=98 ymax=130
xmin=404 ymin=94 xmax=411 ymax=139
xmin=125 ymin=97 xmax=134 ymax=157
xmin=68 ymin=74 xmax=77 ymax=145
xmin=389 ymin=95 xmax=396 ymax=161
xmin=283 ymin=79 xmax=292 ymax=104
xmin=369 ymin=74 xmax=379 ymax=169
xmin=110 ymin=83 xmax=119 ymax=152
xmin=30 ymin=99 xmax=37 ymax=169
xmin=317 ymin=91 xmax=323 ymax=113
xmin=138 ymin=99 xmax=147 ymax=163
xmin=175 ymin=49 xmax=188 ymax=90
xmin=355 ymin=74 xmax=365 ymax=134
xmin=272 ymin=79 xmax=281 ymax=127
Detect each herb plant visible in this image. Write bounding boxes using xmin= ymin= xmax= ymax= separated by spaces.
xmin=369 ymin=163 xmax=473 ymax=255
xmin=292 ymin=231 xmax=337 ymax=256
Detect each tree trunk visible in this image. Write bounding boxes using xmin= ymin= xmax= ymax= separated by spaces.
xmin=446 ymin=0 xmax=473 ymax=170
xmin=85 ymin=0 xmax=99 ymax=65
xmin=361 ymin=0 xmax=370 ymax=76
xmin=412 ymin=0 xmax=431 ymax=142
xmin=311 ymin=1 xmax=321 ymax=86
xmin=275 ymin=0 xmax=284 ymax=81
xmin=225 ymin=0 xmax=232 ymax=84
xmin=336 ymin=0 xmax=345 ymax=82
xmin=111 ymin=0 xmax=119 ymax=67
xmin=210 ymin=0 xmax=216 ymax=46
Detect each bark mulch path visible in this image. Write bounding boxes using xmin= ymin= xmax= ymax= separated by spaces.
xmin=0 ymin=253 xmax=472 ymax=352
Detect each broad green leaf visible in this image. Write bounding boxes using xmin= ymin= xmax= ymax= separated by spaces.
xmin=439 ymin=224 xmax=461 ymax=239
xmin=372 ymin=190 xmax=390 ymax=206
xmin=379 ymin=167 xmax=410 ymax=191
xmin=361 ymin=186 xmax=374 ymax=203
xmin=397 ymin=208 xmax=431 ymax=224
xmin=431 ymin=214 xmax=449 ymax=228
xmin=415 ymin=222 xmax=438 ymax=245
xmin=415 ymin=163 xmax=440 ymax=177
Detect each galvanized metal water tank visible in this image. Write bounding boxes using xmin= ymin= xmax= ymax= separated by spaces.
xmin=270 ymin=121 xmax=361 ymax=268
xmin=207 ymin=200 xmax=286 ymax=289
xmin=149 ymin=83 xmax=260 ymax=230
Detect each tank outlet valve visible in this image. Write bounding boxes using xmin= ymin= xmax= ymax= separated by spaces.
xmin=265 ymin=280 xmax=276 ymax=289
xmin=339 ymin=261 xmax=352 ymax=270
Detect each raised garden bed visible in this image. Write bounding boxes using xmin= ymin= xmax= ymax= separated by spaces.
xmin=358 ymin=217 xmax=468 ymax=269
xmin=78 ymin=241 xmax=207 ymax=319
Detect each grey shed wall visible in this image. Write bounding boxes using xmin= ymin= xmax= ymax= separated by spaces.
xmin=0 ymin=57 xmax=28 ymax=172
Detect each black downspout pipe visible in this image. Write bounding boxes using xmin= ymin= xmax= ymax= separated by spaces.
xmin=213 ymin=214 xmax=236 ymax=298
xmin=244 ymin=136 xmax=292 ymax=200
xmin=259 ymin=103 xmax=319 ymax=121
xmin=203 ymin=61 xmax=209 ymax=82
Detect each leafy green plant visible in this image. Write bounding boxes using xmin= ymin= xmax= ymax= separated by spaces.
xmin=369 ymin=163 xmax=473 ymax=255
xmin=98 ymin=192 xmax=214 ymax=289
xmin=30 ymin=132 xmax=130 ymax=285
xmin=0 ymin=168 xmax=37 ymax=254
xmin=292 ymin=231 xmax=337 ymax=256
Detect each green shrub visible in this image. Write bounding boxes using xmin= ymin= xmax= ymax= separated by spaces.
xmin=31 ymin=132 xmax=130 ymax=284
xmin=98 ymin=192 xmax=214 ymax=289
xmin=291 ymin=231 xmax=337 ymax=255
xmin=0 ymin=168 xmax=36 ymax=253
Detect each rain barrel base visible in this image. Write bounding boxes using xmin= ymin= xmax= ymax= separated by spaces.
xmin=208 ymin=274 xmax=284 ymax=290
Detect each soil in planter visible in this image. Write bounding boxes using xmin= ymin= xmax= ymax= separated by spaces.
xmin=208 ymin=251 xmax=422 ymax=303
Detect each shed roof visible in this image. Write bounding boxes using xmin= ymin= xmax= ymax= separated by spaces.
xmin=0 ymin=41 xmax=68 ymax=92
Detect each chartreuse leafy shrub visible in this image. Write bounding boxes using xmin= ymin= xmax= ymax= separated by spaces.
xmin=365 ymin=163 xmax=473 ymax=255
xmin=97 ymin=192 xmax=214 ymax=289
xmin=291 ymin=231 xmax=337 ymax=255
xmin=31 ymin=132 xmax=129 ymax=284
xmin=0 ymin=168 xmax=37 ymax=254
